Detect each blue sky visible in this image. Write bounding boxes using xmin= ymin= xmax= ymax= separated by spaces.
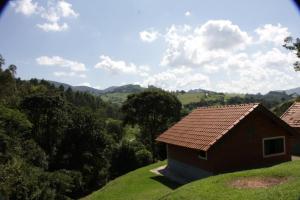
xmin=0 ymin=0 xmax=300 ymax=93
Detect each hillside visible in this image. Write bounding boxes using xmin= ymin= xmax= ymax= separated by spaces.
xmin=83 ymin=161 xmax=179 ymax=200
xmin=282 ymin=87 xmax=300 ymax=95
xmin=83 ymin=160 xmax=300 ymax=200
xmin=163 ymin=160 xmax=300 ymax=200
xmin=45 ymin=80 xmax=297 ymax=107
xmin=46 ymin=80 xmax=145 ymax=95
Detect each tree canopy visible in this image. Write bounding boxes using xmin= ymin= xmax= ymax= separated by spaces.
xmin=283 ymin=36 xmax=300 ymax=71
xmin=122 ymin=89 xmax=182 ymax=158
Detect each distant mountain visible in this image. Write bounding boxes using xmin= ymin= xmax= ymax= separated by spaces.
xmin=46 ymin=80 xmax=103 ymax=95
xmin=102 ymin=84 xmax=145 ymax=94
xmin=279 ymin=87 xmax=300 ymax=96
xmin=46 ymin=79 xmax=300 ymax=98
xmin=187 ymin=88 xmax=214 ymax=94
xmin=46 ymin=80 xmax=145 ymax=95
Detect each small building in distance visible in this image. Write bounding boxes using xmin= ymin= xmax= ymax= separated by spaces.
xmin=156 ymin=103 xmax=295 ymax=181
xmin=281 ymin=102 xmax=300 ymax=155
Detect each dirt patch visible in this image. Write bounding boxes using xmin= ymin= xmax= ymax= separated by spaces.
xmin=230 ymin=177 xmax=289 ymax=189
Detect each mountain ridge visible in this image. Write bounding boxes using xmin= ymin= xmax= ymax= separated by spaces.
xmin=46 ymin=80 xmax=300 ymax=96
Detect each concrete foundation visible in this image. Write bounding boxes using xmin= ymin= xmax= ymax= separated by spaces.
xmin=167 ymin=158 xmax=213 ymax=182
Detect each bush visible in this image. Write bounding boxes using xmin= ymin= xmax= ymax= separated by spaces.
xmin=135 ymin=149 xmax=153 ymax=167
xmin=109 ymin=141 xmax=153 ymax=178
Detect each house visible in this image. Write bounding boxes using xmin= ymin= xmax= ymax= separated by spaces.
xmin=156 ymin=103 xmax=295 ymax=181
xmin=281 ymin=102 xmax=300 ymax=155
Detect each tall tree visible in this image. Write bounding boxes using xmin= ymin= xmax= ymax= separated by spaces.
xmin=283 ymin=36 xmax=300 ymax=71
xmin=0 ymin=54 xmax=5 ymax=70
xmin=122 ymin=89 xmax=182 ymax=158
xmin=20 ymin=94 xmax=69 ymax=166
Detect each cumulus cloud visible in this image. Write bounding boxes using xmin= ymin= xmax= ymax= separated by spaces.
xmin=255 ymin=24 xmax=290 ymax=45
xmin=57 ymin=1 xmax=79 ymax=18
xmin=36 ymin=56 xmax=87 ymax=72
xmin=139 ymin=29 xmax=160 ymax=42
xmin=195 ymin=20 xmax=252 ymax=50
xmin=37 ymin=22 xmax=68 ymax=32
xmin=213 ymin=48 xmax=297 ymax=93
xmin=78 ymin=82 xmax=91 ymax=87
xmin=12 ymin=0 xmax=78 ymax=32
xmin=53 ymin=71 xmax=86 ymax=78
xmin=145 ymin=20 xmax=298 ymax=93
xmin=11 ymin=0 xmax=39 ymax=16
xmin=161 ymin=20 xmax=252 ymax=69
xmin=140 ymin=66 xmax=210 ymax=91
xmin=185 ymin=11 xmax=191 ymax=16
xmin=94 ymin=55 xmax=150 ymax=77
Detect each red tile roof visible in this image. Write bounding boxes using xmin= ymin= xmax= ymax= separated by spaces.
xmin=156 ymin=103 xmax=260 ymax=151
xmin=281 ymin=102 xmax=300 ymax=128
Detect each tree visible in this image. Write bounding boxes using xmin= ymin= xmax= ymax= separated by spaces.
xmin=20 ymin=95 xmax=69 ymax=165
xmin=0 ymin=63 xmax=17 ymax=103
xmin=105 ymin=118 xmax=124 ymax=142
xmin=109 ymin=140 xmax=151 ymax=178
xmin=122 ymin=89 xmax=182 ymax=158
xmin=283 ymin=36 xmax=300 ymax=71
xmin=56 ymin=108 xmax=112 ymax=193
xmin=0 ymin=54 xmax=5 ymax=70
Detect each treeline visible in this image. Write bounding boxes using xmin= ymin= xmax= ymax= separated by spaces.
xmin=0 ymin=55 xmax=182 ymax=199
xmin=183 ymin=91 xmax=293 ymax=113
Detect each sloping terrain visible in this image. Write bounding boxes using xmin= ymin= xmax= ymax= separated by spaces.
xmin=84 ymin=160 xmax=300 ymax=200
xmin=83 ymin=161 xmax=179 ymax=200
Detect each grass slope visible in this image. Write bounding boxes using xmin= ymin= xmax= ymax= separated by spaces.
xmin=100 ymin=93 xmax=131 ymax=105
xmin=163 ymin=161 xmax=300 ymax=200
xmin=100 ymin=92 xmax=245 ymax=105
xmin=83 ymin=161 xmax=179 ymax=200
xmin=84 ymin=161 xmax=300 ymax=200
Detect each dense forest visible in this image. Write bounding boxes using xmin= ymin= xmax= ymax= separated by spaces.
xmin=0 ymin=55 xmax=184 ymax=199
xmin=0 ymin=54 xmax=297 ymax=199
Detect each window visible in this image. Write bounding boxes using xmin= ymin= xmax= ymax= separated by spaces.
xmin=198 ymin=150 xmax=207 ymax=160
xmin=263 ymin=136 xmax=285 ymax=157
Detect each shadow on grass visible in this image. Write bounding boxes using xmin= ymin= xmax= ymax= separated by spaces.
xmin=151 ymin=175 xmax=181 ymax=190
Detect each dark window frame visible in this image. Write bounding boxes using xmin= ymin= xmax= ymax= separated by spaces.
xmin=263 ymin=136 xmax=285 ymax=158
xmin=198 ymin=150 xmax=207 ymax=160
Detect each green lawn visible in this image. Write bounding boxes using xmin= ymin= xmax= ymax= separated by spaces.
xmin=83 ymin=161 xmax=300 ymax=200
xmin=162 ymin=161 xmax=300 ymax=200
xmin=100 ymin=92 xmax=246 ymax=106
xmin=176 ymin=93 xmax=206 ymax=105
xmin=100 ymin=93 xmax=131 ymax=105
xmin=83 ymin=161 xmax=179 ymax=200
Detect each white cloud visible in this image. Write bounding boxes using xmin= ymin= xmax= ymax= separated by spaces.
xmin=37 ymin=22 xmax=68 ymax=32
xmin=195 ymin=20 xmax=252 ymax=50
xmin=94 ymin=85 xmax=102 ymax=89
xmin=185 ymin=11 xmax=191 ymax=16
xmin=36 ymin=56 xmax=86 ymax=72
xmin=57 ymin=1 xmax=79 ymax=18
xmin=79 ymin=82 xmax=91 ymax=87
xmin=255 ymin=24 xmax=290 ymax=45
xmin=213 ymin=48 xmax=297 ymax=93
xmin=154 ymin=20 xmax=299 ymax=93
xmin=161 ymin=20 xmax=252 ymax=68
xmin=139 ymin=29 xmax=160 ymax=42
xmin=140 ymin=66 xmax=210 ymax=91
xmin=53 ymin=71 xmax=86 ymax=78
xmin=11 ymin=0 xmax=38 ymax=16
xmin=94 ymin=55 xmax=150 ymax=76
xmin=12 ymin=0 xmax=78 ymax=32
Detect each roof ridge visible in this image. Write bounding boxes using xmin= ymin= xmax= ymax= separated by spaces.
xmin=206 ymin=103 xmax=260 ymax=149
xmin=280 ymin=101 xmax=297 ymax=118
xmin=197 ymin=103 xmax=260 ymax=109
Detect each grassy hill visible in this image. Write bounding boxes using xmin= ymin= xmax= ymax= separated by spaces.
xmin=83 ymin=160 xmax=300 ymax=200
xmin=100 ymin=92 xmax=246 ymax=106
xmin=83 ymin=161 xmax=179 ymax=200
